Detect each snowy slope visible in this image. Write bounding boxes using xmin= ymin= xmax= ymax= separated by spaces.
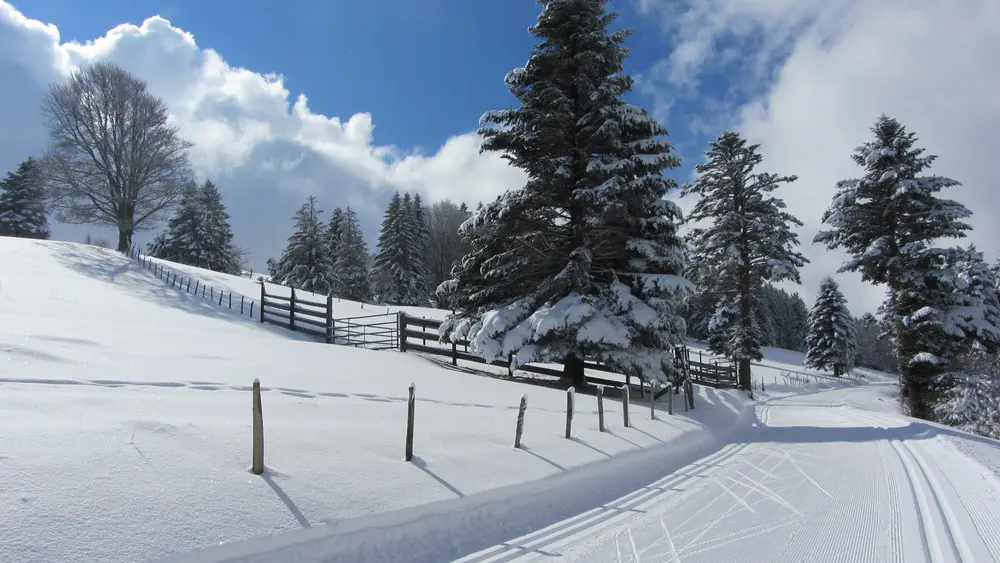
xmin=0 ymin=237 xmax=749 ymax=563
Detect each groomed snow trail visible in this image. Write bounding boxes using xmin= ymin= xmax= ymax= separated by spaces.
xmin=459 ymin=382 xmax=1000 ymax=563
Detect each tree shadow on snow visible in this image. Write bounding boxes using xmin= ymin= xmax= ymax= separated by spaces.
xmin=46 ymin=242 xmax=318 ymax=344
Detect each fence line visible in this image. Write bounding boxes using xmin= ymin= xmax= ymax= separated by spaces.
xmin=122 ymin=246 xmax=260 ymax=321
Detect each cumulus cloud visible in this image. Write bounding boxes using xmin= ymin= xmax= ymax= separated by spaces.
xmin=638 ymin=0 xmax=1000 ymax=315
xmin=0 ymin=2 xmax=524 ymax=267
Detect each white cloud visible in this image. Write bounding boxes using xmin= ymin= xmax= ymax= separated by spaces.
xmin=638 ymin=0 xmax=1000 ymax=315
xmin=0 ymin=2 xmax=525 ymax=267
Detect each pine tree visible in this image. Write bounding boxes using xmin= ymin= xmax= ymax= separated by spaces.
xmin=197 ymin=180 xmax=242 ymax=274
xmin=684 ymin=132 xmax=807 ymax=390
xmin=275 ymin=196 xmax=336 ymax=294
xmin=0 ymin=157 xmax=50 ymax=239
xmin=147 ymin=180 xmax=241 ymax=274
xmin=327 ymin=207 xmax=344 ymax=263
xmin=814 ymin=115 xmax=992 ymax=418
xmin=441 ymin=0 xmax=689 ymax=388
xmin=371 ymin=193 xmax=411 ymax=304
xmin=407 ymin=193 xmax=433 ymax=305
xmin=334 ymin=206 xmax=371 ymax=302
xmin=804 ymin=277 xmax=858 ymax=376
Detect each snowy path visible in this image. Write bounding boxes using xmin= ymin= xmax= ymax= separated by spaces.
xmin=458 ymin=383 xmax=1000 ymax=563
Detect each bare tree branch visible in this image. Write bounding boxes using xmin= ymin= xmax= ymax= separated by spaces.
xmin=40 ymin=61 xmax=193 ymax=251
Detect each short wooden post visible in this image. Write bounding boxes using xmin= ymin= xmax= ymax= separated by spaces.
xmin=219 ymin=290 xmax=224 ymax=306
xmin=171 ymin=273 xmax=176 ymax=288
xmin=622 ymin=385 xmax=630 ymax=428
xmin=202 ymin=285 xmax=206 ymax=298
xmin=250 ymin=301 xmax=255 ymax=319
xmin=259 ymin=282 xmax=265 ymax=323
xmin=241 ymin=295 xmax=245 ymax=315
xmin=667 ymin=384 xmax=674 ymax=415
xmin=325 ymin=294 xmax=334 ymax=343
xmin=451 ymin=339 xmax=458 ymax=366
xmin=597 ymin=385 xmax=605 ymax=432
xmin=565 ymin=387 xmax=575 ymax=439
xmin=251 ymin=379 xmax=264 ymax=475
xmin=210 ymin=287 xmax=214 ymax=300
xmin=228 ymin=293 xmax=232 ymax=308
xmin=186 ymin=278 xmax=191 ymax=292
xmin=688 ymin=380 xmax=695 ymax=410
xmin=405 ymin=383 xmax=415 ymax=462
xmin=289 ymin=287 xmax=296 ymax=331
xmin=649 ymin=382 xmax=656 ymax=420
xmin=514 ymin=393 xmax=527 ymax=448
xmin=683 ymin=381 xmax=690 ymax=412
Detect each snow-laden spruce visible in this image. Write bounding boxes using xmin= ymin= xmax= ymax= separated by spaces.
xmin=148 ymin=180 xmax=243 ymax=274
xmin=804 ymin=277 xmax=858 ymax=376
xmin=334 ymin=206 xmax=371 ymax=302
xmin=274 ymin=196 xmax=337 ymax=294
xmin=814 ymin=115 xmax=995 ymax=419
xmin=683 ymin=131 xmax=807 ymax=390
xmin=0 ymin=157 xmax=50 ymax=240
xmin=440 ymin=0 xmax=689 ymax=388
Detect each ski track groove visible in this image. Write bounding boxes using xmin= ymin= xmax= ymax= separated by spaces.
xmin=458 ymin=441 xmax=755 ymax=563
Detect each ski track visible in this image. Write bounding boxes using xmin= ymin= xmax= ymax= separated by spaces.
xmin=463 ymin=385 xmax=1000 ymax=563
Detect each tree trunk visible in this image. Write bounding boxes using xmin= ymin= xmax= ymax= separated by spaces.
xmin=738 ymin=358 xmax=752 ymax=391
xmin=117 ymin=229 xmax=133 ymax=252
xmin=563 ymin=353 xmax=586 ymax=390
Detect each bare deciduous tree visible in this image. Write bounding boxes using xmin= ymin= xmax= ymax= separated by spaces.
xmin=41 ymin=62 xmax=193 ymax=251
xmin=428 ymin=199 xmax=472 ymax=289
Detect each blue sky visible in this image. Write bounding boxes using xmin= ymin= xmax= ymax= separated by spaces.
xmin=2 ymin=0 xmax=998 ymax=315
xmin=20 ymin=0 xmax=695 ymax=167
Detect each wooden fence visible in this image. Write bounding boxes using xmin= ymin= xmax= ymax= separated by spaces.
xmin=678 ymin=347 xmax=738 ymax=388
xmin=399 ymin=313 xmax=674 ymax=399
xmin=258 ymin=283 xmax=399 ymax=350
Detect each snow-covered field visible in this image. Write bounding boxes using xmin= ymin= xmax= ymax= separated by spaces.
xmin=4 ymin=237 xmax=999 ymax=563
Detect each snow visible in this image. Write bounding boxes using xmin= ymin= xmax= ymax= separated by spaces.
xmin=4 ymin=237 xmax=1000 ymax=562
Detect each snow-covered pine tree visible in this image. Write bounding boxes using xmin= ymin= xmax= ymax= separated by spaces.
xmin=683 ymin=131 xmax=807 ymax=390
xmin=275 ymin=196 xmax=336 ymax=294
xmin=406 ymin=193 xmax=433 ymax=305
xmin=334 ymin=206 xmax=371 ymax=302
xmin=327 ymin=207 xmax=344 ymax=264
xmin=148 ymin=182 xmax=203 ymax=263
xmin=0 ymin=157 xmax=50 ymax=239
xmin=371 ymin=192 xmax=412 ymax=304
xmin=814 ymin=115 xmax=983 ymax=418
xmin=804 ymin=277 xmax=858 ymax=376
xmin=197 ymin=180 xmax=242 ymax=274
xmin=440 ymin=0 xmax=689 ymax=388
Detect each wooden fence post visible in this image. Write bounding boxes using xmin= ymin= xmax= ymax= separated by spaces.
xmin=241 ymin=295 xmax=245 ymax=315
xmin=250 ymin=301 xmax=255 ymax=319
xmin=514 ymin=394 xmax=527 ymax=448
xmin=210 ymin=287 xmax=214 ymax=300
xmin=289 ymin=287 xmax=296 ymax=331
xmin=398 ymin=313 xmax=408 ymax=352
xmin=325 ymin=293 xmax=334 ymax=344
xmin=688 ymin=380 xmax=695 ymax=410
xmin=683 ymin=381 xmax=690 ymax=412
xmin=597 ymin=385 xmax=605 ymax=432
xmin=565 ymin=387 xmax=575 ymax=439
xmin=649 ymin=382 xmax=656 ymax=420
xmin=251 ymin=379 xmax=264 ymax=475
xmin=667 ymin=384 xmax=674 ymax=415
xmin=228 ymin=293 xmax=232 ymax=309
xmin=202 ymin=285 xmax=206 ymax=298
xmin=405 ymin=383 xmax=415 ymax=462
xmin=259 ymin=282 xmax=265 ymax=323
xmin=451 ymin=339 xmax=458 ymax=366
xmin=622 ymin=385 xmax=630 ymax=428
xmin=186 ymin=278 xmax=191 ymax=292
xmin=219 ymin=290 xmax=224 ymax=306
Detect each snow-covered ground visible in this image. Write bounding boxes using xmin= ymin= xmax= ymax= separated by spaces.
xmin=0 ymin=238 xmax=741 ymax=562
xmin=4 ymin=237 xmax=998 ymax=563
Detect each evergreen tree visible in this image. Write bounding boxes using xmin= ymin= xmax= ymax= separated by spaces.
xmin=428 ymin=200 xmax=474 ymax=291
xmin=327 ymin=207 xmax=344 ymax=263
xmin=147 ymin=180 xmax=241 ymax=274
xmin=0 ymin=157 xmax=50 ymax=239
xmin=814 ymin=115 xmax=994 ymax=418
xmin=684 ymin=132 xmax=807 ymax=390
xmin=197 ymin=180 xmax=242 ymax=274
xmin=371 ymin=193 xmax=412 ymax=304
xmin=275 ymin=196 xmax=336 ymax=294
xmin=804 ymin=277 xmax=858 ymax=376
xmin=334 ymin=206 xmax=371 ymax=302
xmin=441 ymin=0 xmax=688 ymax=388
xmin=407 ymin=193 xmax=433 ymax=305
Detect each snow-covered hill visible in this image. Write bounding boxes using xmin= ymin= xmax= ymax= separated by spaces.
xmin=9 ymin=237 xmax=993 ymax=563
